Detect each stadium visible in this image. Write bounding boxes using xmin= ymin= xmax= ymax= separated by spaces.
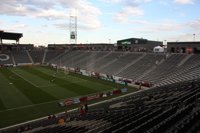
xmin=0 ymin=30 xmax=200 ymax=133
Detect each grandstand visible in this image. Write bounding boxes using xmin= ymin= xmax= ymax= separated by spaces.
xmin=1 ymin=35 xmax=200 ymax=132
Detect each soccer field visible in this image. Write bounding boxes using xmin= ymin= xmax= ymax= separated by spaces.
xmin=0 ymin=66 xmax=137 ymax=128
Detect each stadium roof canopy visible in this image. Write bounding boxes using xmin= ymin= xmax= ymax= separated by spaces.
xmin=0 ymin=31 xmax=23 ymax=44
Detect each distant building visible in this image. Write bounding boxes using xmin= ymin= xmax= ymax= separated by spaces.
xmin=117 ymin=38 xmax=162 ymax=52
xmin=167 ymin=41 xmax=200 ymax=54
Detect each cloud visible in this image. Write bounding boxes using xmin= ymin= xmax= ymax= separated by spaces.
xmin=0 ymin=20 xmax=4 ymax=25
xmin=23 ymin=0 xmax=56 ymax=9
xmin=129 ymin=20 xmax=149 ymax=25
xmin=100 ymin=0 xmax=121 ymax=3
xmin=129 ymin=20 xmax=195 ymax=41
xmin=114 ymin=7 xmax=144 ymax=22
xmin=188 ymin=19 xmax=200 ymax=30
xmin=0 ymin=22 xmax=27 ymax=32
xmin=54 ymin=0 xmax=102 ymax=29
xmin=124 ymin=0 xmax=152 ymax=6
xmin=0 ymin=0 xmax=102 ymax=30
xmin=112 ymin=0 xmax=151 ymax=23
xmin=55 ymin=20 xmax=101 ymax=31
xmin=0 ymin=3 xmax=31 ymax=16
xmin=101 ymin=0 xmax=152 ymax=5
xmin=133 ymin=18 xmax=200 ymax=39
xmin=156 ymin=23 xmax=183 ymax=32
xmin=134 ymin=21 xmax=183 ymax=33
xmin=35 ymin=9 xmax=67 ymax=20
xmin=167 ymin=33 xmax=198 ymax=42
xmin=174 ymin=0 xmax=194 ymax=4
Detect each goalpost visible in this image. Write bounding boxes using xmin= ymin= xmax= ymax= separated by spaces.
xmin=64 ymin=66 xmax=69 ymax=75
xmin=50 ymin=66 xmax=69 ymax=82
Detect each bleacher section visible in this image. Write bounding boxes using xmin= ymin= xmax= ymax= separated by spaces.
xmin=44 ymin=50 xmax=65 ymax=63
xmin=117 ymin=53 xmax=165 ymax=80
xmin=72 ymin=51 xmax=97 ymax=69
xmin=29 ymin=49 xmax=44 ymax=63
xmin=100 ymin=52 xmax=141 ymax=75
xmin=150 ymin=54 xmax=200 ymax=86
xmin=140 ymin=54 xmax=187 ymax=84
xmin=57 ymin=50 xmax=89 ymax=68
xmin=93 ymin=51 xmax=122 ymax=72
xmin=83 ymin=51 xmax=111 ymax=71
xmin=12 ymin=51 xmax=31 ymax=64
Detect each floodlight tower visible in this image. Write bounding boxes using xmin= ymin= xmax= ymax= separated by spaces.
xmin=69 ymin=15 xmax=77 ymax=44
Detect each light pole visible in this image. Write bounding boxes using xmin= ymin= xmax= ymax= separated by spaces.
xmin=193 ymin=34 xmax=196 ymax=41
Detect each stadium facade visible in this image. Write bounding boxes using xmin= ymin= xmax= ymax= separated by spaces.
xmin=117 ymin=38 xmax=162 ymax=52
xmin=167 ymin=41 xmax=200 ymax=54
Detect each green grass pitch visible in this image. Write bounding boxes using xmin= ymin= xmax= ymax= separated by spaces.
xmin=0 ymin=66 xmax=138 ymax=128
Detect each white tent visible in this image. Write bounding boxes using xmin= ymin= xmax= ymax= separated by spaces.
xmin=153 ymin=46 xmax=164 ymax=53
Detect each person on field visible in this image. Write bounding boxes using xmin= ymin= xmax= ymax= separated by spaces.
xmin=84 ymin=103 xmax=88 ymax=113
xmin=79 ymin=105 xmax=85 ymax=117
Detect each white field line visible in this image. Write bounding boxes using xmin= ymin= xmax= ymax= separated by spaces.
xmin=11 ymin=70 xmax=40 ymax=88
xmin=0 ymin=88 xmax=148 ymax=131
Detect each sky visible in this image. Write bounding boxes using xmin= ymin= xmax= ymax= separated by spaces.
xmin=0 ymin=0 xmax=200 ymax=46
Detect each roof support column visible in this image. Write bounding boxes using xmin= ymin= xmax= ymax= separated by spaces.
xmin=16 ymin=39 xmax=19 ymax=44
